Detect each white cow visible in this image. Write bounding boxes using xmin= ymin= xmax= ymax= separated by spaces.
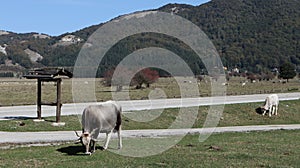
xmin=75 ymin=101 xmax=122 ymax=155
xmin=261 ymin=94 xmax=279 ymax=117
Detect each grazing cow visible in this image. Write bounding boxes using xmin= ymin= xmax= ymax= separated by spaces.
xmin=261 ymin=94 xmax=279 ymax=117
xmin=75 ymin=101 xmax=122 ymax=155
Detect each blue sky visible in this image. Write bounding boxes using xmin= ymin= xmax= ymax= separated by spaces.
xmin=0 ymin=0 xmax=210 ymax=36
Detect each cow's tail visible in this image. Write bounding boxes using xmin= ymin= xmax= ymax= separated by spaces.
xmin=114 ymin=106 xmax=122 ymax=133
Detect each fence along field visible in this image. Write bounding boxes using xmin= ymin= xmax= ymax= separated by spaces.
xmin=0 ymin=76 xmax=300 ymax=106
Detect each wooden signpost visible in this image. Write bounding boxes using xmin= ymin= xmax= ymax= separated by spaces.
xmin=24 ymin=68 xmax=73 ymax=126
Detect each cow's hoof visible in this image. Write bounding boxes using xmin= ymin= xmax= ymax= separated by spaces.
xmin=85 ymin=152 xmax=92 ymax=155
xmin=102 ymin=146 xmax=108 ymax=150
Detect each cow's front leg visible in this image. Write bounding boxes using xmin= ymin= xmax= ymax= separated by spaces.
xmin=262 ymin=109 xmax=266 ymax=116
xmin=267 ymin=106 xmax=272 ymax=117
xmin=90 ymin=140 xmax=96 ymax=153
xmin=85 ymin=142 xmax=91 ymax=155
xmin=103 ymin=130 xmax=113 ymax=150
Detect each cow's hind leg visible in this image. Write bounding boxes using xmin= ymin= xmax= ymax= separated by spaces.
xmin=272 ymin=106 xmax=276 ymax=116
xmin=103 ymin=130 xmax=113 ymax=150
xmin=117 ymin=126 xmax=122 ymax=149
xmin=271 ymin=105 xmax=276 ymax=116
xmin=275 ymin=105 xmax=278 ymax=115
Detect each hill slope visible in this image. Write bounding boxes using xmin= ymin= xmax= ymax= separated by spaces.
xmin=159 ymin=0 xmax=300 ymax=72
xmin=0 ymin=0 xmax=299 ymax=75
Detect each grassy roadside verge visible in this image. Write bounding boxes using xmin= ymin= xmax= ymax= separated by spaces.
xmin=0 ymin=130 xmax=299 ymax=167
xmin=0 ymin=100 xmax=299 ymax=132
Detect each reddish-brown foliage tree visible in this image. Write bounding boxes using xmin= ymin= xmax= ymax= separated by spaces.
xmin=103 ymin=67 xmax=133 ymax=91
xmin=103 ymin=67 xmax=159 ymax=90
xmin=133 ymin=68 xmax=159 ymax=89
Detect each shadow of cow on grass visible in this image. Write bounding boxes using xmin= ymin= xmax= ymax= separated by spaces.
xmin=57 ymin=145 xmax=85 ymax=156
xmin=57 ymin=145 xmax=111 ymax=156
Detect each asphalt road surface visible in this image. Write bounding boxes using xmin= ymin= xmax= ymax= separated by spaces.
xmin=0 ymin=93 xmax=299 ymax=146
xmin=1 ymin=124 xmax=300 ymax=146
xmin=0 ymin=92 xmax=299 ymax=120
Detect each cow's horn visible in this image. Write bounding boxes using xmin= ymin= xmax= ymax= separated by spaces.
xmin=74 ymin=131 xmax=81 ymax=137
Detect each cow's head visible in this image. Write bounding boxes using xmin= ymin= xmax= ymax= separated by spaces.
xmin=260 ymin=106 xmax=268 ymax=112
xmin=74 ymin=131 xmax=92 ymax=146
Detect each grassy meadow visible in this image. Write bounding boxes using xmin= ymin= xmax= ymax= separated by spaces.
xmin=0 ymin=130 xmax=299 ymax=167
xmin=0 ymin=100 xmax=299 ymax=132
xmin=0 ymin=77 xmax=300 ymax=167
xmin=0 ymin=76 xmax=300 ymax=106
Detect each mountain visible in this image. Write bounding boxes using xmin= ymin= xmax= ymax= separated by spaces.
xmin=159 ymin=0 xmax=300 ymax=72
xmin=0 ymin=0 xmax=299 ymax=76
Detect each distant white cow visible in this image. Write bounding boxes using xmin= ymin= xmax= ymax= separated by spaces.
xmin=75 ymin=101 xmax=122 ymax=155
xmin=261 ymin=94 xmax=279 ymax=117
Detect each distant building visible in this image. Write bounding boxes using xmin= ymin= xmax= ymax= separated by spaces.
xmin=0 ymin=44 xmax=7 ymax=55
xmin=0 ymin=30 xmax=10 ymax=35
xmin=232 ymin=67 xmax=240 ymax=73
xmin=272 ymin=68 xmax=279 ymax=74
xmin=33 ymin=33 xmax=50 ymax=39
xmin=60 ymin=35 xmax=82 ymax=43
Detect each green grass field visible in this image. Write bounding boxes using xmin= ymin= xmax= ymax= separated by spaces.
xmin=0 ymin=77 xmax=300 ymax=167
xmin=0 ymin=100 xmax=299 ymax=132
xmin=0 ymin=130 xmax=299 ymax=167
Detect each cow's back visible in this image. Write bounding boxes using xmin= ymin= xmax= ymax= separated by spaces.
xmin=268 ymin=94 xmax=279 ymax=105
xmin=82 ymin=102 xmax=121 ymax=137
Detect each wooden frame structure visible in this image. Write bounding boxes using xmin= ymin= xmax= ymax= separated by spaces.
xmin=24 ymin=68 xmax=73 ymax=125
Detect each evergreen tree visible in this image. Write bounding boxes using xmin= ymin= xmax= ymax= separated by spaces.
xmin=279 ymin=62 xmax=297 ymax=82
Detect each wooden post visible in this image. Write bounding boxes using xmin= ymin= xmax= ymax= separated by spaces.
xmin=56 ymin=79 xmax=62 ymax=123
xmin=24 ymin=68 xmax=72 ymax=125
xmin=37 ymin=79 xmax=42 ymax=120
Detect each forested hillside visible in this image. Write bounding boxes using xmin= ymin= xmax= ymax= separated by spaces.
xmin=159 ymin=0 xmax=300 ymax=72
xmin=0 ymin=0 xmax=299 ymax=76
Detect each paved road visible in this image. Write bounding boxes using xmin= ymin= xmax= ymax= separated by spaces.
xmin=1 ymin=125 xmax=300 ymax=146
xmin=0 ymin=93 xmax=299 ymax=145
xmin=0 ymin=92 xmax=299 ymax=120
